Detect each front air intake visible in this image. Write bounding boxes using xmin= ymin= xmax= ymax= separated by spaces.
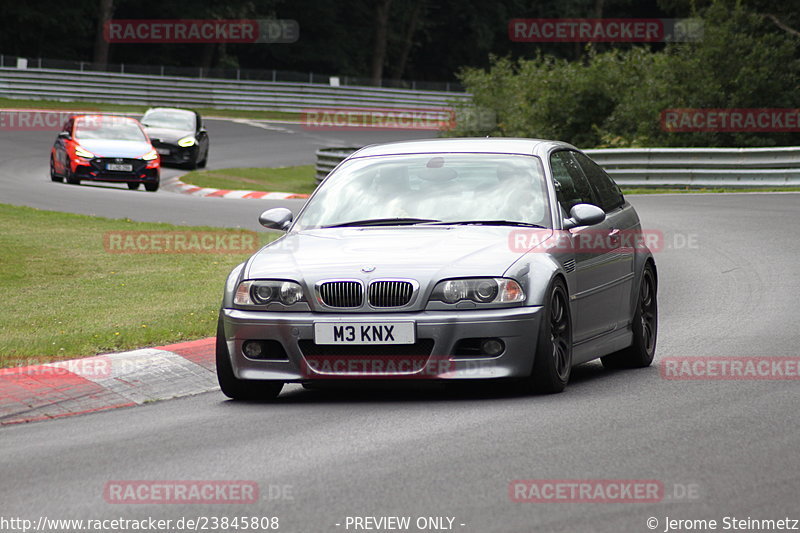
xmin=368 ymin=281 xmax=414 ymax=307
xmin=318 ymin=281 xmax=364 ymax=308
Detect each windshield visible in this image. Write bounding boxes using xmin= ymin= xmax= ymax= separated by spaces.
xmin=74 ymin=117 xmax=147 ymax=142
xmin=294 ymin=153 xmax=551 ymax=230
xmin=142 ymin=111 xmax=196 ymax=131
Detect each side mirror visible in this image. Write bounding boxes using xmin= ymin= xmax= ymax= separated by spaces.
xmin=258 ymin=208 xmax=293 ymax=231
xmin=57 ymin=131 xmax=70 ymax=139
xmin=563 ymin=203 xmax=605 ymax=230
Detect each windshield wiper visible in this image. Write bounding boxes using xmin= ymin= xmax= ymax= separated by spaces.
xmin=425 ymin=220 xmax=548 ymax=229
xmin=323 ymin=217 xmax=441 ymax=228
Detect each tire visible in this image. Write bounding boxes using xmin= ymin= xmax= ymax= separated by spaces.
xmin=601 ymin=263 xmax=658 ymax=369
xmin=198 ymin=147 xmax=208 ymax=168
xmin=528 ymin=278 xmax=572 ymax=394
xmin=127 ymin=182 xmax=140 ymax=190
xmin=65 ymin=168 xmax=80 ymax=185
xmin=216 ymin=315 xmax=283 ymax=401
xmin=50 ymin=157 xmax=63 ymax=182
xmin=144 ymin=179 xmax=159 ymax=192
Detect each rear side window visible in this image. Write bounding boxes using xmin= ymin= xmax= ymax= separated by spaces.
xmin=550 ymin=150 xmax=596 ymax=214
xmin=573 ymin=152 xmax=624 ymax=212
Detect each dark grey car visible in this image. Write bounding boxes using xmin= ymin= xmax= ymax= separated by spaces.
xmin=141 ymin=107 xmax=209 ymax=169
xmin=216 ymin=138 xmax=658 ymax=400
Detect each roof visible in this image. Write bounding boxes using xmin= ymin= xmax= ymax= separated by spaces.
xmin=143 ymin=107 xmax=197 ymax=116
xmin=350 ymin=137 xmax=572 ymax=158
xmin=72 ymin=114 xmax=138 ymax=122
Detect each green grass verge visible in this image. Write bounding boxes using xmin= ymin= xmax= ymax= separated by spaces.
xmin=0 ymin=203 xmax=279 ymax=368
xmin=182 ymin=165 xmax=318 ymax=195
xmin=0 ymin=97 xmax=301 ymax=122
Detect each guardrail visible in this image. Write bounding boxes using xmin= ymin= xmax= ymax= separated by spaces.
xmin=0 ymin=68 xmax=470 ymax=113
xmin=315 ymin=147 xmax=364 ymax=181
xmin=0 ymin=54 xmax=465 ymax=92
xmin=315 ymin=145 xmax=800 ymax=187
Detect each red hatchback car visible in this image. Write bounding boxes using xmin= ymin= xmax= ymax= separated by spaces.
xmin=50 ymin=114 xmax=161 ymax=191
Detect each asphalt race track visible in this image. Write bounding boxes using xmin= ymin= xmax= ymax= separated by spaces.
xmin=1 ymin=118 xmax=799 ymax=532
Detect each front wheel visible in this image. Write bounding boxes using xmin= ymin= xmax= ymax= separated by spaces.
xmin=127 ymin=182 xmax=140 ymax=190
xmin=216 ymin=315 xmax=283 ymax=401
xmin=144 ymin=179 xmax=159 ymax=192
xmin=602 ymin=263 xmax=657 ymax=369
xmin=528 ymin=278 xmax=572 ymax=394
xmin=65 ymin=168 xmax=80 ymax=185
xmin=50 ymin=157 xmax=63 ymax=182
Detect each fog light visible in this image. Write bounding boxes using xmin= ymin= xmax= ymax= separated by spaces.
xmin=480 ymin=338 xmax=505 ymax=356
xmin=243 ymin=341 xmax=263 ymax=358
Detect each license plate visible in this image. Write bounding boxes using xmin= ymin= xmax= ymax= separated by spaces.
xmin=314 ymin=322 xmax=415 ymax=345
xmin=156 ymin=148 xmax=170 ymax=155
xmin=106 ymin=163 xmax=132 ymax=171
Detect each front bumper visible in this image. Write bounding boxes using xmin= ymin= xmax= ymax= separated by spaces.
xmin=73 ymin=158 xmax=159 ymax=183
xmin=221 ymin=306 xmax=543 ymax=381
xmin=152 ymin=142 xmax=197 ymax=165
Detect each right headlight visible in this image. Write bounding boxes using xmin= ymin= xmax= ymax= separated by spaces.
xmin=177 ymin=136 xmax=196 ymax=147
xmin=74 ymin=145 xmax=95 ymax=159
xmin=234 ymin=280 xmax=306 ymax=306
xmin=429 ymin=278 xmax=525 ymax=305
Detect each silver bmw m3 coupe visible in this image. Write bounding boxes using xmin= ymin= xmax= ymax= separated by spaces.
xmin=216 ymin=138 xmax=658 ymax=400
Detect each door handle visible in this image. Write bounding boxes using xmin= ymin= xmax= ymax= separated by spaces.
xmin=608 ymin=228 xmax=621 ymax=248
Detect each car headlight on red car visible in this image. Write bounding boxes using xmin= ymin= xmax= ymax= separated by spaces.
xmin=142 ymin=149 xmax=159 ymax=161
xmin=74 ymin=146 xmax=94 ymax=159
xmin=429 ymin=278 xmax=525 ymax=305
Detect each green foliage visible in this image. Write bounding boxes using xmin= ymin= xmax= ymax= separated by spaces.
xmin=453 ymin=1 xmax=800 ymax=147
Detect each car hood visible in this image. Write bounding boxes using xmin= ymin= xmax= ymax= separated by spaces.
xmin=143 ymin=127 xmax=192 ymax=144
xmin=245 ymin=226 xmax=554 ymax=284
xmin=76 ymin=139 xmax=152 ymax=158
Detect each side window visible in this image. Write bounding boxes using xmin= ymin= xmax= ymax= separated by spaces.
xmin=573 ymin=152 xmax=624 ymax=212
xmin=550 ymin=150 xmax=596 ymax=215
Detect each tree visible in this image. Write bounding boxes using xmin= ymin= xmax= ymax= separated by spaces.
xmin=370 ymin=0 xmax=393 ymax=85
xmin=92 ymin=0 xmax=115 ymax=68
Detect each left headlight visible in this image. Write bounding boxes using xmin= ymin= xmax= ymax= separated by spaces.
xmin=142 ymin=149 xmax=159 ymax=161
xmin=429 ymin=278 xmax=525 ymax=305
xmin=234 ymin=280 xmax=306 ymax=306
xmin=177 ymin=136 xmax=196 ymax=147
